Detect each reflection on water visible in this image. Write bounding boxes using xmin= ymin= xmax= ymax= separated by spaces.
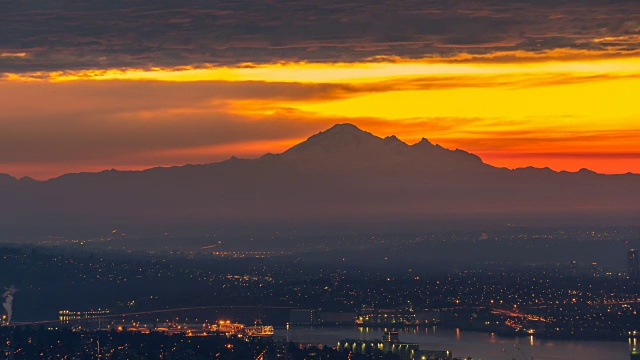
xmin=278 ymin=326 xmax=632 ymax=360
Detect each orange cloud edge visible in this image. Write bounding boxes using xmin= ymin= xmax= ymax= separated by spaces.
xmin=0 ymin=48 xmax=639 ymax=179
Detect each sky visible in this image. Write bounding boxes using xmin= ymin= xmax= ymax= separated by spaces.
xmin=2 ymin=0 xmax=640 ymax=179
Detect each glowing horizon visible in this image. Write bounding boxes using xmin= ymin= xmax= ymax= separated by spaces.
xmin=2 ymin=50 xmax=640 ymax=179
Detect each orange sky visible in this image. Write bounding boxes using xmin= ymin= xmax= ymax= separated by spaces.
xmin=2 ymin=51 xmax=640 ymax=179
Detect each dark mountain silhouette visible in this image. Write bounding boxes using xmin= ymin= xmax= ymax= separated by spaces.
xmin=1 ymin=123 xmax=639 ymax=232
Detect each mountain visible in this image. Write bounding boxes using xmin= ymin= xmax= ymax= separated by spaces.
xmin=1 ymin=123 xmax=639 ymax=234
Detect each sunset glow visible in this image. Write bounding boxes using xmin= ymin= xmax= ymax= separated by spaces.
xmin=3 ymin=0 xmax=640 ymax=179
xmin=2 ymin=51 xmax=640 ymax=179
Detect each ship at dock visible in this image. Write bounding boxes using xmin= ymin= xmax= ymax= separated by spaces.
xmin=244 ymin=323 xmax=275 ymax=337
xmin=214 ymin=320 xmax=274 ymax=337
xmin=116 ymin=319 xmax=274 ymax=338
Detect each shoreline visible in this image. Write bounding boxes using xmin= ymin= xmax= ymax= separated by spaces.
xmin=284 ymin=323 xmax=638 ymax=344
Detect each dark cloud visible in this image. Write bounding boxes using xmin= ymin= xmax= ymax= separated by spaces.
xmin=2 ymin=0 xmax=640 ymax=72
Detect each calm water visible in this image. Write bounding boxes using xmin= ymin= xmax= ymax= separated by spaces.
xmin=277 ymin=326 xmax=634 ymax=360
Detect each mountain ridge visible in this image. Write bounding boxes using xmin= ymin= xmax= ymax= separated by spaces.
xmin=0 ymin=123 xmax=639 ymax=231
xmin=1 ymin=123 xmax=632 ymax=181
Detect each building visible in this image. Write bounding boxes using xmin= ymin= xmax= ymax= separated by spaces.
xmin=590 ymin=262 xmax=600 ymax=278
xmin=59 ymin=309 xmax=110 ymax=323
xmin=629 ymin=249 xmax=640 ymax=280
xmin=569 ymin=260 xmax=577 ymax=277
xmin=383 ymin=331 xmax=400 ymax=342
xmin=356 ymin=307 xmax=437 ymax=325
xmin=336 ymin=332 xmax=452 ymax=360
xmin=289 ymin=309 xmax=318 ymax=325
xmin=330 ymin=273 xmax=342 ymax=287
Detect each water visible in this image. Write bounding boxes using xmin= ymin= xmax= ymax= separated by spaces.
xmin=277 ymin=326 xmax=634 ymax=360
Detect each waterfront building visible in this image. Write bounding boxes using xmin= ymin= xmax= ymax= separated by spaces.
xmin=355 ymin=307 xmax=436 ymax=325
xmin=337 ymin=332 xmax=452 ymax=360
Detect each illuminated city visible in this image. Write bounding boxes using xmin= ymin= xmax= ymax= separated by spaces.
xmin=0 ymin=227 xmax=639 ymax=358
xmin=3 ymin=0 xmax=640 ymax=359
